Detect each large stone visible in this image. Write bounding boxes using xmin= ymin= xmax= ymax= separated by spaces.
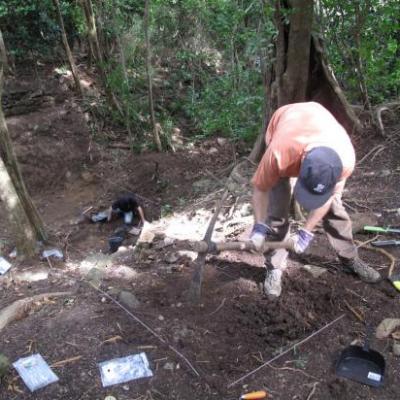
xmin=118 ymin=291 xmax=140 ymax=309
xmin=376 ymin=318 xmax=400 ymax=339
xmin=302 ymin=265 xmax=328 ymax=278
xmin=393 ymin=342 xmax=400 ymax=356
xmin=85 ymin=267 xmax=105 ymax=289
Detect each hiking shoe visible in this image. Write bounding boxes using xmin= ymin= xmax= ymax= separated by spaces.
xmin=263 ymin=268 xmax=283 ymax=297
xmin=343 ymin=257 xmax=381 ymax=283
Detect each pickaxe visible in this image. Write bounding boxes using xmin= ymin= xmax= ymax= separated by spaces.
xmin=185 ymin=189 xmax=292 ymax=301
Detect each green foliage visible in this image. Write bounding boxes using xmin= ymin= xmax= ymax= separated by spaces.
xmin=2 ymin=0 xmax=398 ymax=150
xmin=186 ymin=70 xmax=264 ymax=141
xmin=320 ymin=0 xmax=400 ymax=103
xmin=0 ymin=0 xmax=82 ymax=59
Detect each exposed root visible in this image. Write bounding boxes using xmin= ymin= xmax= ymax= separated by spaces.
xmin=355 ymin=240 xmax=396 ymax=277
xmin=0 ymin=291 xmax=71 ymax=333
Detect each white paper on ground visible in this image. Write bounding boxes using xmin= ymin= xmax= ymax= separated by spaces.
xmin=0 ymin=257 xmax=12 ymax=275
xmin=98 ymin=353 xmax=153 ymax=387
xmin=42 ymin=249 xmax=64 ymax=259
xmin=13 ymin=354 xmax=59 ymax=392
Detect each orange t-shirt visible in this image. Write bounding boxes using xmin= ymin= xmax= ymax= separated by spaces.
xmin=252 ymin=102 xmax=355 ymax=193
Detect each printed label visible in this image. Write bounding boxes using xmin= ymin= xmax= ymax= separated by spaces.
xmin=367 ymin=371 xmax=382 ymax=382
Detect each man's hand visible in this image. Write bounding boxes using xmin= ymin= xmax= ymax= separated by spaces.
xmin=289 ymin=228 xmax=314 ymax=254
xmin=250 ymin=223 xmax=274 ymax=252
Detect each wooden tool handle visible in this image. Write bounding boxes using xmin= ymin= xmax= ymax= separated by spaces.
xmin=187 ymin=239 xmax=292 ymax=253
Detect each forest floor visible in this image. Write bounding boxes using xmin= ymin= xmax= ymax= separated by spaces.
xmin=0 ymin=64 xmax=399 ymax=400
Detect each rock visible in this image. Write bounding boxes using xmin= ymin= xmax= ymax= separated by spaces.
xmin=302 ymin=265 xmax=328 ymax=278
xmin=376 ymin=318 xmax=400 ymax=339
xmin=163 ymin=362 xmax=174 ymax=371
xmin=217 ymin=137 xmax=228 ymax=146
xmin=85 ymin=267 xmax=105 ymax=289
xmin=165 ymin=252 xmax=180 ymax=264
xmin=379 ymin=169 xmax=391 ymax=177
xmin=81 ymin=171 xmax=95 ymax=183
xmin=208 ymin=147 xmax=219 ymax=154
xmin=393 ymin=342 xmax=400 ymax=356
xmin=118 ymin=291 xmax=140 ymax=309
xmin=105 ymin=396 xmax=117 ymax=400
xmin=158 ymin=315 xmax=165 ymax=321
xmin=239 ymin=203 xmax=252 ymax=217
xmin=0 ymin=354 xmax=10 ymax=378
xmin=138 ymin=222 xmax=156 ymax=244
xmin=122 ymin=385 xmax=129 ymax=391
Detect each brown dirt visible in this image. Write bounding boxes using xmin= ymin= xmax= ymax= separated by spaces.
xmin=0 ymin=64 xmax=399 ymax=400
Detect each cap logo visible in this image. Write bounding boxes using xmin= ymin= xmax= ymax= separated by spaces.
xmin=313 ymin=183 xmax=325 ymax=193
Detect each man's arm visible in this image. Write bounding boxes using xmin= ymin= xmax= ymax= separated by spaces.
xmin=137 ymin=205 xmax=146 ymax=225
xmin=303 ymin=197 xmax=333 ymax=232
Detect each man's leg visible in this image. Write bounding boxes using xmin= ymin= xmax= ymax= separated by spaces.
xmin=264 ymin=178 xmax=292 ymax=296
xmin=323 ymin=195 xmax=380 ymax=282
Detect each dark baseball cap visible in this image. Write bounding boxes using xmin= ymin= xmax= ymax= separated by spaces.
xmin=294 ymin=147 xmax=343 ymax=211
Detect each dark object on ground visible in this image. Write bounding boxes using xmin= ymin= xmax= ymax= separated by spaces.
xmin=109 ymin=236 xmax=125 ymax=253
xmin=336 ymin=326 xmax=385 ymax=387
xmin=108 ymin=225 xmax=130 ymax=253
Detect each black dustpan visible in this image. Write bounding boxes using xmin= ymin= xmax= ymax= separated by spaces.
xmin=336 ymin=326 xmax=385 ymax=387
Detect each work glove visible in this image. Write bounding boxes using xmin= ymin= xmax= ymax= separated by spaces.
xmin=289 ymin=228 xmax=314 ymax=254
xmin=250 ymin=223 xmax=275 ymax=252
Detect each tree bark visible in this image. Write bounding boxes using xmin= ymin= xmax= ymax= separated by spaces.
xmin=249 ymin=0 xmax=362 ymax=163
xmin=0 ymin=156 xmax=37 ymax=255
xmin=0 ymin=30 xmax=10 ymax=75
xmin=53 ymin=0 xmax=83 ymax=97
xmin=117 ymin=35 xmax=135 ymax=152
xmin=0 ymin=65 xmax=47 ymax=252
xmin=144 ymin=0 xmax=162 ymax=152
xmin=80 ymin=0 xmax=123 ymax=115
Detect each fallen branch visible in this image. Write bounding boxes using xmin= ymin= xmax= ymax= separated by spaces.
xmin=51 ymin=355 xmax=82 ymax=368
xmin=0 ymin=292 xmax=71 ymax=333
xmin=207 ymin=298 xmax=226 ymax=316
xmin=356 ymin=144 xmax=385 ymax=166
xmin=355 ymin=240 xmax=396 ymax=277
xmin=306 ymin=382 xmax=319 ymax=400
xmin=227 ymin=314 xmax=345 ymax=388
xmin=343 ymin=300 xmax=364 ymax=322
xmin=267 ymin=363 xmax=318 ymax=381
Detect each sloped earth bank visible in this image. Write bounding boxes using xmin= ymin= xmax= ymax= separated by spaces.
xmin=0 ymin=65 xmax=399 ymax=400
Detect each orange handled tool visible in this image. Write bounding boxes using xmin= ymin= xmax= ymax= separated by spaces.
xmin=240 ymin=390 xmax=268 ymax=399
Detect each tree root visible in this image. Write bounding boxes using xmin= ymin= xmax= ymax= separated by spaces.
xmin=0 ymin=291 xmax=71 ymax=333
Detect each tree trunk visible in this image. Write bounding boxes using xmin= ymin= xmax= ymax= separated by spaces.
xmin=53 ymin=0 xmax=83 ymax=97
xmin=0 ymin=156 xmax=36 ymax=256
xmin=250 ymin=0 xmax=362 ymax=163
xmin=117 ymin=35 xmax=135 ymax=152
xmin=144 ymin=0 xmax=162 ymax=152
xmin=0 ymin=65 xmax=47 ymax=251
xmin=80 ymin=0 xmax=123 ymax=115
xmin=0 ymin=30 xmax=10 ymax=75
